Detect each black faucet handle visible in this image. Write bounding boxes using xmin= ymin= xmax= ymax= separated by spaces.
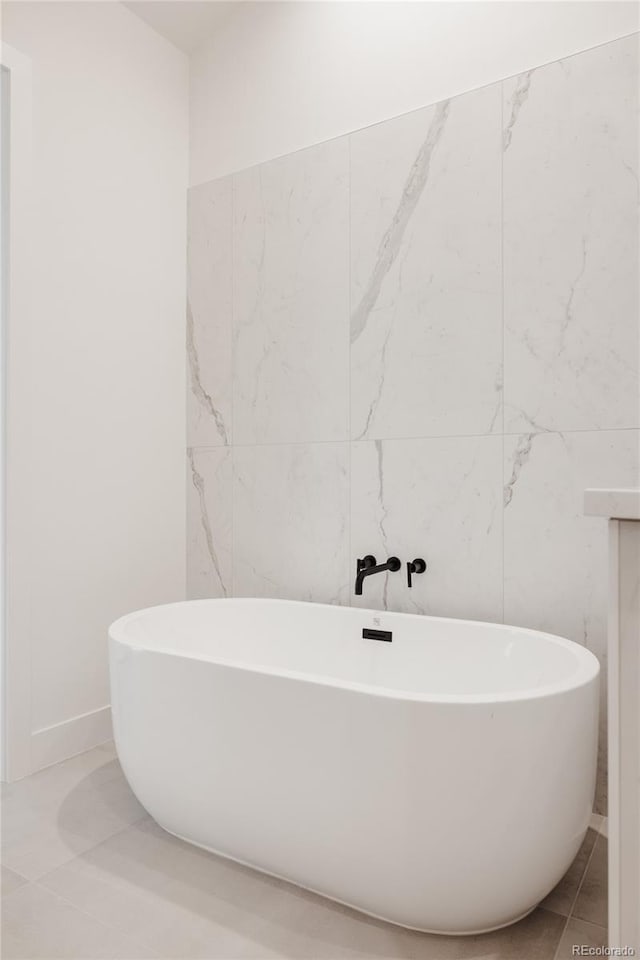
xmin=407 ymin=558 xmax=427 ymax=588
xmin=357 ymin=555 xmax=377 ymax=572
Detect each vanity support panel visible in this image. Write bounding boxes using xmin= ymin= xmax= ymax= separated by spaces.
xmin=607 ymin=517 xmax=640 ymax=951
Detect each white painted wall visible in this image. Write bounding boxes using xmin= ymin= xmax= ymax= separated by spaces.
xmin=2 ymin=1 xmax=188 ymax=777
xmin=190 ymin=0 xmax=639 ymax=185
xmin=0 ymin=64 xmax=8 ymax=780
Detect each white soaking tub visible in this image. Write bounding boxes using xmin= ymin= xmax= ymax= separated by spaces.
xmin=109 ymin=598 xmax=599 ymax=935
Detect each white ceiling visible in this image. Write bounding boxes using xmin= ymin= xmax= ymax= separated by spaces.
xmin=123 ymin=1 xmax=237 ymax=53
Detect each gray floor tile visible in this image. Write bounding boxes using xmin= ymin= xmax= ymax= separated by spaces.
xmin=572 ymin=835 xmax=608 ymax=928
xmin=1 ymin=746 xmax=147 ymax=880
xmin=38 ymin=818 xmax=567 ymax=960
xmin=540 ymin=828 xmax=598 ymax=917
xmin=444 ymin=908 xmax=565 ymax=960
xmin=0 ymin=882 xmax=160 ymax=959
xmin=1 ymin=747 xmax=606 ymax=960
xmin=270 ymin=903 xmax=565 ymax=960
xmin=554 ymin=917 xmax=607 ymax=960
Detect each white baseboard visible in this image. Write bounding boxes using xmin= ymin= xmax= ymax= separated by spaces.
xmin=30 ymin=705 xmax=113 ymax=774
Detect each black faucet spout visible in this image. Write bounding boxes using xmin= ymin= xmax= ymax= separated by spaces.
xmin=354 ymin=555 xmax=401 ymax=595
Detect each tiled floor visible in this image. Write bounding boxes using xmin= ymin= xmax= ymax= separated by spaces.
xmin=1 ymin=744 xmax=608 ymax=959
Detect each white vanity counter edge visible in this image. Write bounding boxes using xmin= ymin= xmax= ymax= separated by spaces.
xmin=584 ymin=487 xmax=640 ymax=521
xmin=584 ymin=488 xmax=639 ymax=953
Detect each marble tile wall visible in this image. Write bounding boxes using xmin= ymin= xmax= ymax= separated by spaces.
xmin=187 ymin=35 xmax=639 ymax=813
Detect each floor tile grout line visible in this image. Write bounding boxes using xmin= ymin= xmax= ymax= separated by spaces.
xmin=0 ymin=865 xmax=30 ymax=888
xmin=553 ymin=913 xmax=573 ymax=960
xmin=567 ymin=831 xmax=602 ymax=922
xmin=553 ymin=912 xmax=609 ymax=960
xmin=567 ymin=916 xmax=609 ymax=933
xmin=29 ymin=875 xmax=161 ymax=959
xmin=22 ymin=813 xmax=152 ymax=888
xmin=552 ymin=828 xmax=605 ymax=960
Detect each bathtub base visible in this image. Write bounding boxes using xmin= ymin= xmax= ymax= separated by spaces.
xmin=162 ymin=822 xmax=541 ymax=937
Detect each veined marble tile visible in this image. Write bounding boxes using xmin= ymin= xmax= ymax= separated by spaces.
xmin=233 ymin=140 xmax=349 ymax=444
xmin=233 ymin=443 xmax=349 ymax=603
xmin=504 ymin=36 xmax=639 ymax=433
xmin=351 ymin=436 xmax=503 ymax=620
xmin=350 ymin=84 xmax=502 ymax=441
xmin=187 ymin=178 xmax=232 ymax=447
xmin=186 ymin=447 xmax=232 ymax=600
xmin=503 ymin=429 xmax=639 ymax=656
xmin=503 ymin=428 xmax=640 ymax=812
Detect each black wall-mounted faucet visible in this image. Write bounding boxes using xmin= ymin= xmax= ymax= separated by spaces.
xmin=407 ymin=558 xmax=427 ymax=588
xmin=355 ymin=555 xmax=401 ymax=595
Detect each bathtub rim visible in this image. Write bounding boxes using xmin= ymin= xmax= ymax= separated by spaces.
xmin=109 ymin=598 xmax=600 ymax=706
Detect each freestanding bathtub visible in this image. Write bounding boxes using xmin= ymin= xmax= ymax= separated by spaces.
xmin=109 ymin=598 xmax=599 ymax=935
